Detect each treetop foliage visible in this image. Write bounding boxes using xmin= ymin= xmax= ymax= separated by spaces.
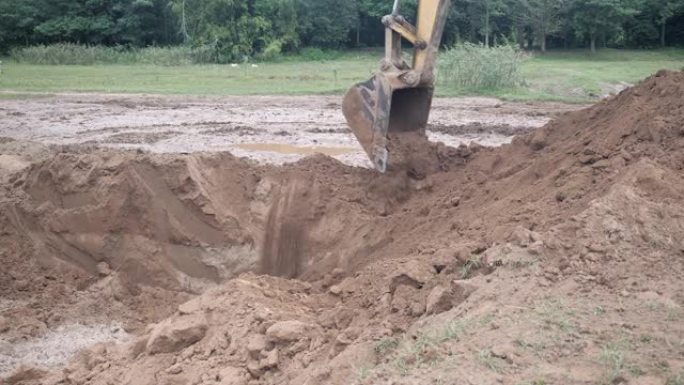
xmin=1 ymin=0 xmax=683 ymax=59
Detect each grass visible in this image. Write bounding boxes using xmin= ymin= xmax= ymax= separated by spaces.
xmin=439 ymin=43 xmax=526 ymax=90
xmin=514 ymin=297 xmax=584 ymax=362
xmin=535 ymin=298 xmax=576 ymax=333
xmin=478 ymin=348 xmax=503 ymax=373
xmin=374 ymin=337 xmax=400 ymax=356
xmin=459 ymin=256 xmax=485 ymax=279
xmin=10 ymin=43 xmax=219 ymax=66
xmin=598 ymin=339 xmax=648 ymax=384
xmin=0 ymin=56 xmax=377 ymax=96
xmin=362 ymin=316 xmax=479 ymax=380
xmin=506 ymin=48 xmax=684 ymax=101
xmin=0 ymin=49 xmax=682 ymax=101
xmin=600 ymin=341 xmax=628 ymax=384
xmin=667 ymin=371 xmax=684 ymax=385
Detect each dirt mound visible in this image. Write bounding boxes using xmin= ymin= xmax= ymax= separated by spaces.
xmin=2 ymin=71 xmax=684 ymax=384
xmin=526 ymin=69 xmax=684 ymax=166
xmin=2 ymin=152 xmax=260 ymax=292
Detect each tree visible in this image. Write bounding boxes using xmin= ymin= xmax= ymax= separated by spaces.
xmin=0 ymin=0 xmax=43 ymax=51
xmin=651 ymin=0 xmax=684 ymax=46
xmin=465 ymin=0 xmax=507 ymax=46
xmin=568 ymin=0 xmax=634 ymax=53
xmin=524 ymin=0 xmax=563 ymax=51
xmin=0 ymin=0 xmax=178 ymax=50
xmin=170 ymin=0 xmax=270 ymax=61
xmin=504 ymin=0 xmax=531 ymax=48
xmin=297 ymin=0 xmax=359 ymax=48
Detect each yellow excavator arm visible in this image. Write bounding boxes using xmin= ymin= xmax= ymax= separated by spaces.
xmin=343 ymin=0 xmax=451 ymax=172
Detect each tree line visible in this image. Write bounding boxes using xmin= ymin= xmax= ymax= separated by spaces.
xmin=1 ymin=0 xmax=683 ymax=59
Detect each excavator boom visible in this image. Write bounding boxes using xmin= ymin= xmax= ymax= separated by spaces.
xmin=343 ymin=0 xmax=451 ymax=172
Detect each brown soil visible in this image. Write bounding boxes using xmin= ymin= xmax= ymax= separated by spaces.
xmin=1 ymin=71 xmax=684 ymax=385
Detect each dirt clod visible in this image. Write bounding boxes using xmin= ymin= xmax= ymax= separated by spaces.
xmin=266 ymin=320 xmax=318 ymax=343
xmin=146 ymin=314 xmax=208 ymax=354
xmin=425 ymin=285 xmax=453 ymax=315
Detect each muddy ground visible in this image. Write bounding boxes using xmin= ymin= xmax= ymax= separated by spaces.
xmin=1 ymin=74 xmax=683 ymax=385
xmin=0 ymin=93 xmax=580 ymax=167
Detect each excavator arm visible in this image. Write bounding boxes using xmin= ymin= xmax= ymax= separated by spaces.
xmin=342 ymin=0 xmax=451 ymax=172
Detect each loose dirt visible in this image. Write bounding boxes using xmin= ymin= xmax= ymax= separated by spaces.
xmin=1 ymin=72 xmax=683 ymax=385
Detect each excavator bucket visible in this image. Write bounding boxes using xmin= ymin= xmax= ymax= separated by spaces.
xmin=342 ymin=74 xmax=434 ymax=172
xmin=342 ymin=0 xmax=449 ymax=172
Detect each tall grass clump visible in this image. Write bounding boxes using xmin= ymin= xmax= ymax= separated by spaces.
xmin=438 ymin=42 xmax=528 ymax=91
xmin=10 ymin=43 xmax=220 ymax=65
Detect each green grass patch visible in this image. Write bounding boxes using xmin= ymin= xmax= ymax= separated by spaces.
xmin=0 ymin=59 xmax=377 ymax=96
xmin=600 ymin=341 xmax=628 ymax=384
xmin=510 ymin=48 xmax=684 ymax=101
xmin=1 ymin=48 xmax=682 ymax=101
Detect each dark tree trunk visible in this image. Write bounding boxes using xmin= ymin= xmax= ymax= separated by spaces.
xmin=590 ymin=36 xmax=596 ymax=54
xmin=661 ymin=22 xmax=666 ymax=47
xmin=484 ymin=5 xmax=490 ymax=47
xmin=541 ymin=34 xmax=546 ymax=52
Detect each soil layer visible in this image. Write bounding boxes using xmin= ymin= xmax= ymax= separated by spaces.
xmin=1 ymin=72 xmax=683 ymax=385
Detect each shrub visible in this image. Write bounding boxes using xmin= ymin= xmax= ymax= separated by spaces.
xmin=259 ymin=40 xmax=284 ymax=61
xmin=10 ymin=43 xmax=225 ymax=66
xmin=438 ymin=43 xmax=528 ymax=91
xmin=11 ymin=44 xmax=115 ymax=65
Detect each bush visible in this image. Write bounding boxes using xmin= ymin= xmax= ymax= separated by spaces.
xmin=259 ymin=40 xmax=284 ymax=61
xmin=10 ymin=43 xmax=225 ymax=65
xmin=438 ymin=43 xmax=528 ymax=91
xmin=11 ymin=44 xmax=119 ymax=65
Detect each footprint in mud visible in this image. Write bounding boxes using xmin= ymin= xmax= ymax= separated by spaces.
xmin=259 ymin=179 xmax=309 ymax=278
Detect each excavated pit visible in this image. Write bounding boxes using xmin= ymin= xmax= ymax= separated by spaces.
xmin=1 ymin=70 xmax=684 ymax=384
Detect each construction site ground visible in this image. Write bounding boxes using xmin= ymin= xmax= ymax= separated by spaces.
xmin=0 ymin=93 xmax=580 ymax=168
xmin=0 ymin=72 xmax=683 ymax=385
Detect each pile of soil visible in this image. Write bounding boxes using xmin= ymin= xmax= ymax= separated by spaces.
xmin=1 ymin=70 xmax=683 ymax=385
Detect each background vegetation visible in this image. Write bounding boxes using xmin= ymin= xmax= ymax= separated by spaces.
xmin=1 ymin=0 xmax=683 ymax=63
xmin=1 ymin=0 xmax=683 ymax=101
xmin=2 ymin=49 xmax=683 ymax=101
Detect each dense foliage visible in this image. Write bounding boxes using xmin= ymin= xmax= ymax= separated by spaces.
xmin=1 ymin=0 xmax=683 ymax=59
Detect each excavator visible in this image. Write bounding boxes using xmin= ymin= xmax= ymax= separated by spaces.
xmin=343 ymin=0 xmax=450 ymax=172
